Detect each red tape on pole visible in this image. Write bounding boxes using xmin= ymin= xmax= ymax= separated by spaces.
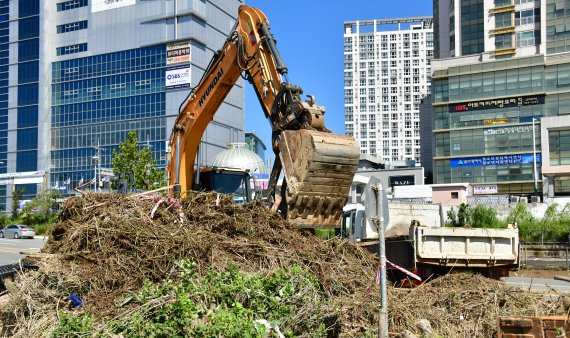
xmin=375 ymin=259 xmax=422 ymax=284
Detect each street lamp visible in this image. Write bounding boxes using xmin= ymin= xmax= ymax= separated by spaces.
xmin=532 ymin=118 xmax=539 ymax=196
xmin=92 ymin=139 xmax=104 ymax=192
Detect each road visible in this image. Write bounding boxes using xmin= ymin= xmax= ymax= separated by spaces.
xmin=502 ymin=276 xmax=570 ymax=292
xmin=0 ymin=237 xmax=46 ymax=265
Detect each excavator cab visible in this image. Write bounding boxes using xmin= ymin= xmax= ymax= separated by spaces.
xmin=195 ymin=167 xmax=252 ymax=204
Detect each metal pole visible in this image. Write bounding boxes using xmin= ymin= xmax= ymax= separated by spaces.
xmin=374 ymin=183 xmax=388 ymax=338
xmin=97 ymin=139 xmax=101 ymax=192
xmin=532 ymin=118 xmax=538 ymax=196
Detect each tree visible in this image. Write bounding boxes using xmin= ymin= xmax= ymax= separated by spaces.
xmin=111 ymin=131 xmax=165 ymax=191
xmin=446 ymin=202 xmax=470 ymax=227
xmin=11 ymin=188 xmax=24 ymax=219
xmin=20 ymin=189 xmax=61 ymax=226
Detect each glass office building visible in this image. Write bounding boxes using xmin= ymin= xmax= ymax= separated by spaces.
xmin=432 ymin=56 xmax=545 ymax=194
xmin=51 ymin=46 xmax=167 ymax=185
xmin=432 ymin=0 xmax=570 ymax=196
xmin=0 ymin=0 xmax=245 ymax=211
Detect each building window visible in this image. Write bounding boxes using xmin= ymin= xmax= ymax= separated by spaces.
xmin=56 ymin=43 xmax=87 ymax=56
xmin=451 ymin=192 xmax=459 ymax=199
xmin=549 ymin=129 xmax=570 ymax=165
xmin=57 ymin=20 xmax=88 ymax=34
xmin=19 ymin=0 xmax=39 ymax=18
xmin=516 ymin=9 xmax=535 ymax=26
xmin=19 ymin=17 xmax=39 ymax=40
xmin=494 ymin=0 xmax=511 ymax=6
xmin=495 ymin=33 xmax=513 ymax=49
xmin=57 ymin=0 xmax=88 ymax=12
xmin=495 ymin=12 xmax=512 ymax=28
xmin=516 ymin=30 xmax=540 ymax=47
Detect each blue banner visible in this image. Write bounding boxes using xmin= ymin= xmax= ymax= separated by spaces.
xmin=251 ymin=173 xmax=269 ymax=179
xmin=450 ymin=153 xmax=541 ymax=168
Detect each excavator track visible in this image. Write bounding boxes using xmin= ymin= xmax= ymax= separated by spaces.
xmin=278 ymin=129 xmax=360 ymax=228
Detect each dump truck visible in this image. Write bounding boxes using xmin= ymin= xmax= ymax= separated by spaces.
xmin=339 ymin=175 xmax=520 ymax=283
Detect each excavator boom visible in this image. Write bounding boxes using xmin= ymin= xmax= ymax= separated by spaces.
xmin=167 ymin=5 xmax=359 ymax=228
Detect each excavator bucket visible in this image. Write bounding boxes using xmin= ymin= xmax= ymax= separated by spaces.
xmin=278 ymin=129 xmax=360 ymax=228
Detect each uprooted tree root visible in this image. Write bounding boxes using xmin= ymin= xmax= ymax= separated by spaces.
xmin=0 ymin=192 xmax=569 ymax=337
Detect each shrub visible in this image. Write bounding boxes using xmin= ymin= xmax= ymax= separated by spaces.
xmin=446 ymin=203 xmax=470 ymax=227
xmin=55 ymin=263 xmax=330 ymax=337
xmin=446 ymin=203 xmax=505 ymax=228
xmin=470 ymin=205 xmax=504 ymax=228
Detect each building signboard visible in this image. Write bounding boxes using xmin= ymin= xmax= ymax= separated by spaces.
xmin=167 ymin=42 xmax=191 ymax=65
xmin=450 ymin=153 xmax=542 ymax=168
xmin=166 ymin=64 xmax=191 ymax=90
xmin=473 ymin=185 xmax=498 ymax=195
xmin=0 ymin=170 xmax=45 ymax=179
xmin=389 ymin=175 xmax=415 ymax=187
xmin=449 ymin=94 xmax=545 ymax=113
xmin=483 ymin=118 xmax=509 ymax=125
xmin=92 ymin=0 xmax=136 ymax=13
xmin=484 ymin=125 xmax=535 ymax=136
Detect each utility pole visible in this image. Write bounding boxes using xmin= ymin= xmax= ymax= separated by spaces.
xmin=532 ymin=118 xmax=539 ymax=196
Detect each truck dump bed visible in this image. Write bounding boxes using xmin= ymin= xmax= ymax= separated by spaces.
xmin=412 ymin=226 xmax=519 ymax=268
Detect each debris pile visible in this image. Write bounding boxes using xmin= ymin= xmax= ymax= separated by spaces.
xmin=0 ymin=192 xmax=568 ymax=337
xmin=390 ymin=273 xmax=568 ymax=337
xmin=0 ymin=193 xmax=380 ymax=337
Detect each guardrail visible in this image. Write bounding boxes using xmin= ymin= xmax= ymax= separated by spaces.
xmin=520 ymin=242 xmax=570 ymax=270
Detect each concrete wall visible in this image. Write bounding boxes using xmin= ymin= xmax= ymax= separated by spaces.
xmin=388 ymin=198 xmax=570 ymax=231
xmin=441 ymin=202 xmax=553 ymax=222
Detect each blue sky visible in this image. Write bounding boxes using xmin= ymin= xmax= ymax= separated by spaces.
xmin=243 ymin=1 xmax=433 ymax=157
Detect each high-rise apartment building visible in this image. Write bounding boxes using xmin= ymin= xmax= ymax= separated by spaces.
xmin=343 ymin=18 xmax=433 ymax=166
xmin=0 ymin=0 xmax=244 ymax=211
xmin=432 ymin=0 xmax=570 ymax=197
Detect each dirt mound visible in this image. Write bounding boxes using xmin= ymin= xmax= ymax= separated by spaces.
xmin=390 ymin=273 xmax=569 ymax=337
xmin=0 ymin=192 xmax=568 ymax=337
xmin=43 ymin=193 xmax=376 ymax=313
xmin=1 ymin=192 xmax=379 ymax=337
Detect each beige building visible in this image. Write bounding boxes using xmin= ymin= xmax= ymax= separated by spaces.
xmin=431 ymin=183 xmax=470 ymax=206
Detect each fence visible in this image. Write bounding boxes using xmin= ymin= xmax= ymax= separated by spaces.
xmin=467 ymin=194 xmax=510 ymax=205
xmin=389 ymin=197 xmax=432 ymax=204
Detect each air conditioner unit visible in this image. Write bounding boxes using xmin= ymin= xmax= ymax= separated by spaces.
xmin=520 ymin=197 xmax=528 ymax=203
xmin=510 ymin=196 xmax=519 ymax=203
xmin=531 ymin=196 xmax=540 ymax=203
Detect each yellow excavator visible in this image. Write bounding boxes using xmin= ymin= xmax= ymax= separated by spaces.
xmin=167 ymin=5 xmax=359 ymax=228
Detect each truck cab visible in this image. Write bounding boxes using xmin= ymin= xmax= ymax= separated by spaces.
xmin=194 ymin=167 xmax=253 ymax=203
xmin=341 ymin=203 xmax=380 ymax=243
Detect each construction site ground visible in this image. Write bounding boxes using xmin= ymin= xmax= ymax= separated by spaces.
xmin=0 ymin=193 xmax=569 ymax=338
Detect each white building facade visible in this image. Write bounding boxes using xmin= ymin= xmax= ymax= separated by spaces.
xmin=343 ymin=18 xmax=434 ymax=166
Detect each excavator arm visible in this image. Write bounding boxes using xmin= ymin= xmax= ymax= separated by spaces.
xmin=168 ymin=5 xmax=359 ymax=228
